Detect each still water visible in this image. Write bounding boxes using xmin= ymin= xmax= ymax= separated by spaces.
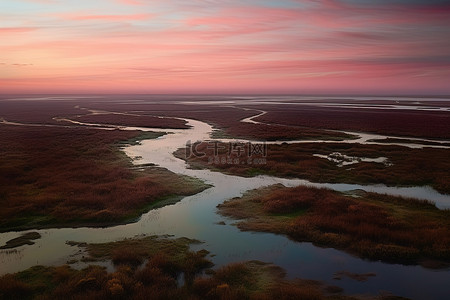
xmin=1 ymin=117 xmax=449 ymax=299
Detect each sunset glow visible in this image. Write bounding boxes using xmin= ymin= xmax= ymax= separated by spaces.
xmin=1 ymin=0 xmax=450 ymax=94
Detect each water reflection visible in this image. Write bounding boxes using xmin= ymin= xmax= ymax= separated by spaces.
xmin=1 ymin=117 xmax=449 ymax=300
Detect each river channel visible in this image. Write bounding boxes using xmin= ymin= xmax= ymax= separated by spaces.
xmin=1 ymin=117 xmax=449 ymax=299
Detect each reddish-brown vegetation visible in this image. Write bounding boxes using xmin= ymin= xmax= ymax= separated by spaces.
xmin=0 ymin=125 xmax=207 ymax=231
xmin=3 ymin=97 xmax=449 ymax=141
xmin=177 ymin=141 xmax=450 ymax=194
xmin=0 ymin=100 xmax=82 ymax=125
xmin=218 ymin=185 xmax=450 ymax=266
xmin=76 ymin=101 xmax=353 ymax=140
xmin=91 ymin=98 xmax=449 ymax=140
xmin=74 ymin=114 xmax=189 ymax=129
xmin=161 ymin=108 xmax=353 ymax=141
xmin=1 ymin=261 xmax=349 ymax=300
xmin=0 ymin=233 xmax=363 ymax=300
xmin=254 ymin=105 xmax=450 ymax=139
xmin=217 ymin=122 xmax=353 ymax=141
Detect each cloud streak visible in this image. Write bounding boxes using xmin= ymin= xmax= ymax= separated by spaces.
xmin=1 ymin=0 xmax=449 ymax=94
xmin=60 ymin=13 xmax=154 ymax=22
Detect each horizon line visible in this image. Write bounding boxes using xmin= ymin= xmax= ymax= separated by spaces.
xmin=1 ymin=92 xmax=450 ymax=98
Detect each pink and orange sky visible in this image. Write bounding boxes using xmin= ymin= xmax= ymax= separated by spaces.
xmin=1 ymin=0 xmax=449 ymax=94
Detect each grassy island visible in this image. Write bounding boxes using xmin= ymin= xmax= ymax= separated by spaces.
xmin=218 ymin=184 xmax=450 ymax=268
xmin=0 ymin=235 xmax=401 ymax=300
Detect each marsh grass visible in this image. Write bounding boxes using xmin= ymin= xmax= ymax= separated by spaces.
xmin=0 ymin=126 xmax=209 ymax=231
xmin=0 ymin=235 xmax=401 ymax=300
xmin=74 ymin=114 xmax=190 ymax=129
xmin=178 ymin=141 xmax=450 ymax=194
xmin=218 ymin=185 xmax=450 ymax=267
xmin=257 ymin=106 xmax=450 ymax=139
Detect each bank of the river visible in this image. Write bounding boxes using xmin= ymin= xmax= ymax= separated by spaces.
xmin=218 ymin=184 xmax=450 ymax=268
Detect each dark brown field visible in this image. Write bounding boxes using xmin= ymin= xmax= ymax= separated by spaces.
xmin=218 ymin=185 xmax=450 ymax=267
xmin=0 ymin=100 xmax=190 ymax=129
xmin=4 ymin=97 xmax=447 ymax=142
xmin=0 ymin=99 xmax=81 ymax=125
xmin=253 ymin=105 xmax=450 ymax=139
xmin=64 ymin=100 xmax=354 ymax=141
xmin=74 ymin=114 xmax=189 ymax=129
xmin=159 ymin=107 xmax=354 ymax=141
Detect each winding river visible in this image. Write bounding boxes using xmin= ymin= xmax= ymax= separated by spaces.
xmin=1 ymin=116 xmax=450 ymax=299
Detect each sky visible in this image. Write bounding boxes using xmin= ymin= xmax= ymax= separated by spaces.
xmin=1 ymin=0 xmax=449 ymax=94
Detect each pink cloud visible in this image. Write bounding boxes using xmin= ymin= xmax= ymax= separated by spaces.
xmin=117 ymin=0 xmax=143 ymax=5
xmin=0 ymin=27 xmax=36 ymax=33
xmin=60 ymin=13 xmax=153 ymax=22
xmin=1 ymin=0 xmax=449 ymax=94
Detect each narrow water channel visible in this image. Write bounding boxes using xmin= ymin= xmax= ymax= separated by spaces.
xmin=1 ymin=117 xmax=449 ymax=299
